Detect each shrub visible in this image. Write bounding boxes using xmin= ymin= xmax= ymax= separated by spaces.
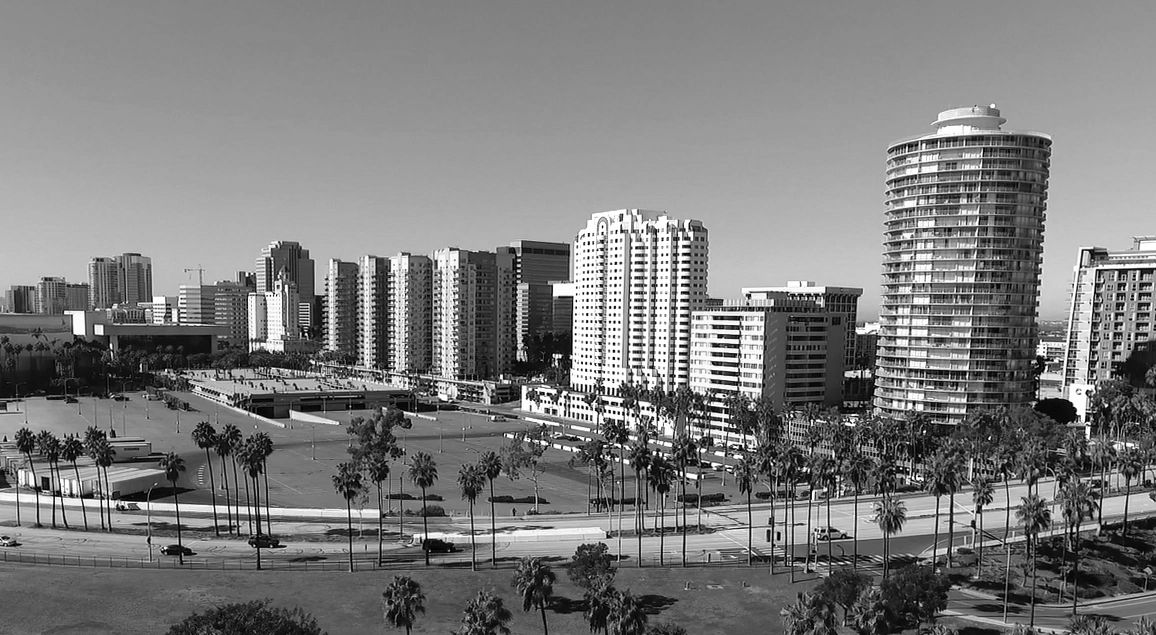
xmin=568 ymin=542 xmax=614 ymax=589
xmin=488 ymin=495 xmax=550 ymax=505
xmin=676 ymin=492 xmax=727 ymax=505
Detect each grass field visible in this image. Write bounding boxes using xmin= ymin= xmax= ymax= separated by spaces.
xmin=0 ymin=562 xmax=818 ymax=634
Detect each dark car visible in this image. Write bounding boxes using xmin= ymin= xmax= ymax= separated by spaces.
xmin=111 ymin=394 xmax=128 ymax=401
xmin=64 ymin=396 xmax=78 ymax=404
xmin=421 ymin=538 xmax=457 ymax=553
xmin=248 ymin=535 xmax=281 ymax=548
xmin=160 ymin=544 xmax=194 ymax=556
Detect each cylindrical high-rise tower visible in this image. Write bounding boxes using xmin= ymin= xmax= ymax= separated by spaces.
xmin=874 ymin=105 xmax=1052 ymax=424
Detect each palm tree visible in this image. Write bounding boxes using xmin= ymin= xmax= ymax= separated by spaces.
xmin=608 ymin=589 xmax=648 ymax=635
xmin=159 ymin=452 xmax=187 ymax=564
xmin=37 ymin=431 xmax=62 ymax=529
xmin=332 ymin=461 xmax=364 ymax=573
xmin=1120 ymin=448 xmax=1143 ymax=536
xmin=219 ymin=423 xmax=243 ymax=534
xmin=458 ymin=590 xmax=513 ymax=635
xmin=780 ymin=591 xmax=837 ymax=635
xmin=408 ymin=451 xmax=438 ymax=567
xmin=478 ymin=450 xmax=503 ymax=567
xmin=191 ymin=421 xmax=221 ymax=536
xmin=252 ymin=431 xmax=275 ymax=536
xmin=15 ymin=427 xmax=41 ymax=527
xmin=602 ymin=418 xmax=630 ymax=517
xmin=238 ymin=438 xmax=266 ymax=569
xmin=1089 ymin=441 xmax=1114 ymax=528
xmin=1060 ymin=480 xmax=1099 ymax=615
xmin=87 ymin=432 xmax=115 ymax=531
xmin=627 ymin=438 xmax=652 ymax=565
xmin=735 ymin=453 xmax=757 ymax=566
xmin=649 ymin=453 xmax=674 ymax=566
xmin=365 ymin=451 xmax=392 ymax=567
xmin=60 ymin=434 xmax=88 ymax=531
xmin=670 ymin=433 xmax=697 ymax=567
xmin=972 ymin=476 xmax=995 ymax=579
xmin=382 ymin=575 xmax=425 ymax=635
xmin=811 ymin=454 xmax=837 ymax=572
xmin=924 ymin=450 xmax=958 ymax=569
xmin=512 ymin=556 xmax=555 ymax=634
xmin=843 ymin=452 xmax=874 ymax=571
xmin=873 ymin=496 xmax=907 ymax=579
xmin=584 ymin=578 xmax=615 ymax=635
xmin=1017 ymin=493 xmax=1052 ymax=628
xmin=458 ymin=463 xmax=486 ymax=571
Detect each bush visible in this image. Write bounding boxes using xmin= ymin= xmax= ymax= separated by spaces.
xmin=676 ymin=492 xmax=727 ymax=505
xmin=385 ymin=493 xmax=443 ymax=501
xmin=167 ymin=599 xmax=322 ymax=635
xmin=488 ymin=495 xmax=550 ymax=505
xmin=568 ymin=542 xmax=614 ymax=589
xmin=879 ymin=565 xmax=950 ymax=629
xmin=404 ymin=504 xmax=446 ymax=517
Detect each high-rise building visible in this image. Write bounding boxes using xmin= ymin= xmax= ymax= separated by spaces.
xmin=1062 ymin=236 xmax=1156 ymax=389
xmin=551 ymin=282 xmax=575 ymax=335
xmin=65 ymin=283 xmax=90 ymax=311
xmin=34 ymin=277 xmax=68 ymax=315
xmin=150 ymin=296 xmax=179 ymax=324
xmin=874 ymin=105 xmax=1051 ymax=424
xmin=178 ymin=285 xmax=217 ymax=325
xmin=499 ymin=241 xmax=572 ymax=362
xmin=5 ymin=286 xmax=35 ymax=314
xmin=571 ymin=209 xmax=709 ymax=393
xmin=248 ymin=274 xmax=301 ymax=352
xmin=389 ymin=253 xmax=433 ymax=374
xmin=255 ymin=241 xmax=316 ymax=333
xmin=431 ymin=248 xmax=515 ymax=380
xmin=214 ymin=281 xmax=251 ymax=350
xmin=325 ymin=259 xmax=360 ymax=357
xmin=742 ymin=281 xmax=862 ymax=369
xmin=118 ymin=253 xmax=153 ymax=306
xmin=357 ymin=256 xmax=389 ymax=369
xmin=89 ymin=257 xmax=121 ymax=309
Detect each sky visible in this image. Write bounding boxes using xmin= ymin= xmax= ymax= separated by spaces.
xmin=2 ymin=1 xmax=1155 ymax=320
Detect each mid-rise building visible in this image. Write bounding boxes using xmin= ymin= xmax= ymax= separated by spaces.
xmin=324 ymin=259 xmax=360 ymax=357
xmin=34 ymin=277 xmax=68 ymax=315
xmin=499 ymin=241 xmax=572 ymax=361
xmin=65 ymin=283 xmax=90 ymax=311
xmin=248 ymin=274 xmax=302 ymax=352
xmin=742 ymin=281 xmax=862 ymax=369
xmin=255 ymin=240 xmax=316 ymax=333
xmin=389 ymin=253 xmax=433 ymax=374
xmin=178 ymin=285 xmax=217 ymax=325
xmin=117 ymin=253 xmax=153 ymax=306
xmin=551 ymin=282 xmax=575 ymax=335
xmin=874 ymin=105 xmax=1051 ymax=424
xmin=571 ymin=209 xmax=709 ymax=393
xmin=1062 ymin=236 xmax=1156 ymax=390
xmin=357 ymin=256 xmax=389 ymax=369
xmin=431 ymin=248 xmax=515 ymax=380
xmin=214 ymin=281 xmax=251 ymax=350
xmin=89 ymin=257 xmax=121 ymax=309
xmin=5 ymin=286 xmax=35 ymax=314
xmin=149 ymin=296 xmax=179 ymax=324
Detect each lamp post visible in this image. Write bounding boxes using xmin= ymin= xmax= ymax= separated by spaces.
xmin=146 ymin=481 xmax=159 ymax=563
xmin=311 ymin=424 xmax=316 ymax=461
xmin=121 ymin=381 xmax=128 ymax=436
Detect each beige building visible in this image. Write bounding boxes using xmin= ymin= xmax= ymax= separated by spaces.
xmin=248 ymin=274 xmax=302 ymax=352
xmin=742 ymin=281 xmax=862 ymax=368
xmin=431 ymin=248 xmax=515 ymax=380
xmin=389 ymin=253 xmax=433 ymax=373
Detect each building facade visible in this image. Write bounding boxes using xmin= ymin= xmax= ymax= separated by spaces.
xmin=389 ymin=253 xmax=433 ymax=373
xmin=178 ymin=285 xmax=217 ymax=325
xmin=875 ymin=105 xmax=1051 ymax=424
xmin=248 ymin=274 xmax=302 ymax=352
xmin=571 ymin=209 xmax=709 ymax=393
xmin=34 ymin=277 xmax=68 ymax=315
xmin=324 ymin=259 xmax=359 ymax=357
xmin=89 ymin=257 xmax=120 ymax=309
xmin=742 ymin=281 xmax=862 ymax=368
xmin=117 ymin=253 xmax=153 ymax=306
xmin=357 ymin=255 xmax=389 ymax=369
xmin=255 ymin=240 xmax=316 ymax=332
xmin=431 ymin=248 xmax=515 ymax=380
xmin=213 ymin=281 xmax=251 ymax=350
xmin=5 ymin=286 xmax=35 ymax=314
xmin=65 ymin=283 xmax=90 ymax=311
xmin=1062 ymin=236 xmax=1156 ymax=390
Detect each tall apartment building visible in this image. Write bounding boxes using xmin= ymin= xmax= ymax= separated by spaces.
xmin=248 ymin=274 xmax=301 ymax=352
xmin=498 ymin=241 xmax=572 ymax=361
xmin=255 ymin=240 xmax=316 ymax=332
xmin=178 ymin=285 xmax=217 ymax=324
xmin=214 ymin=281 xmax=251 ymax=350
xmin=5 ymin=286 xmax=35 ymax=314
xmin=118 ymin=253 xmax=153 ymax=306
xmin=89 ymin=257 xmax=120 ymax=309
xmin=324 ymin=260 xmax=360 ymax=357
xmin=1062 ymin=236 xmax=1156 ymax=389
xmin=34 ymin=277 xmax=68 ymax=315
xmin=389 ymin=253 xmax=433 ymax=373
xmin=357 ymin=256 xmax=389 ymax=369
xmin=431 ymin=248 xmax=515 ymax=380
xmin=571 ymin=209 xmax=709 ymax=393
xmin=742 ymin=281 xmax=862 ymax=368
xmin=875 ymin=105 xmax=1051 ymax=424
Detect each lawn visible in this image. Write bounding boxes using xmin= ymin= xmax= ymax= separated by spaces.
xmin=0 ymin=562 xmax=816 ymax=634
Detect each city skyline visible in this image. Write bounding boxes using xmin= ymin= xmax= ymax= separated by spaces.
xmin=4 ymin=2 xmax=1156 ymax=320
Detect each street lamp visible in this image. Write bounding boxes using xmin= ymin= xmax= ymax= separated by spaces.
xmin=146 ymin=481 xmax=159 ymax=563
xmin=311 ymin=424 xmax=316 ymax=461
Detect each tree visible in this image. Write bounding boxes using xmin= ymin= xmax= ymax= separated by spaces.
xmin=874 ymin=496 xmax=907 ymax=579
xmin=1016 ymin=494 xmax=1052 ymax=628
xmin=847 ymin=586 xmax=890 ymax=635
xmin=501 ymin=426 xmax=548 ymax=513
xmin=60 ymin=434 xmax=88 ymax=531
xmin=332 ymin=461 xmax=364 ymax=573
xmin=584 ymin=579 xmax=616 ymax=635
xmin=512 ymin=556 xmax=555 ymax=634
xmin=478 ymin=450 xmax=503 ymax=567
xmin=37 ymin=431 xmax=63 ymax=529
xmin=1034 ymin=398 xmax=1079 ymax=425
xmin=408 ymin=451 xmax=438 ymax=567
xmin=192 ymin=421 xmax=221 ymax=537
xmin=648 ymin=454 xmax=674 ymax=566
xmin=458 ymin=463 xmax=486 ymax=571
xmin=166 ymin=599 xmax=323 ymax=635
xmin=627 ymin=437 xmax=652 ymax=565
xmin=670 ymin=433 xmax=697 ymax=567
xmin=238 ymin=438 xmax=267 ymax=569
xmin=252 ymin=431 xmax=275 ymax=537
xmin=382 ymin=576 xmax=425 ymax=635
xmin=15 ymin=427 xmax=41 ymax=527
xmin=1059 ymin=480 xmax=1099 ymax=615
xmin=86 ymin=431 xmax=116 ymax=531
xmin=568 ymin=542 xmax=615 ymax=590
xmin=457 ymin=590 xmax=512 ymax=635
xmin=879 ymin=564 xmax=950 ymax=630
xmin=608 ymin=589 xmax=648 ymax=635
xmin=218 ymin=423 xmax=243 ymax=535
xmin=1068 ymin=615 xmax=1112 ymax=635
xmin=780 ymin=592 xmax=837 ymax=635
xmin=972 ymin=476 xmax=995 ymax=579
xmin=1120 ymin=448 xmax=1144 ymax=536
xmin=815 ymin=568 xmax=870 ymax=626
xmin=159 ymin=452 xmax=187 ymax=565
xmin=734 ymin=453 xmax=757 ymax=566
xmin=923 ymin=450 xmax=958 ymax=568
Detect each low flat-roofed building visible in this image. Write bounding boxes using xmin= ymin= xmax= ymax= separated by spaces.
xmin=69 ymin=310 xmax=226 ymax=356
xmin=185 ymin=368 xmax=415 ymax=418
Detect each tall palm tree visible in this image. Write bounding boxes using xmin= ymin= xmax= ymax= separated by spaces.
xmin=458 ymin=463 xmax=486 ymax=571
xmin=1119 ymin=448 xmax=1143 ymax=536
xmin=219 ymin=423 xmax=244 ymax=534
xmin=60 ymin=434 xmax=88 ymax=531
xmin=86 ymin=432 xmax=115 ymax=531
xmin=670 ymin=433 xmax=697 ymax=567
xmin=924 ymin=451 xmax=955 ymax=568
xmin=382 ymin=575 xmax=425 ymax=635
xmin=37 ymin=431 xmax=63 ymax=529
xmin=627 ymin=438 xmax=652 ymax=565
xmin=972 ymin=476 xmax=995 ymax=578
xmin=843 ymin=452 xmax=874 ymax=571
xmin=781 ymin=444 xmax=805 ymax=580
xmin=252 ymin=431 xmax=275 ymax=536
xmin=213 ymin=429 xmax=235 ymax=535
xmin=811 ymin=454 xmax=837 ymax=572
xmin=478 ymin=450 xmax=503 ymax=567
xmin=873 ymin=496 xmax=907 ymax=579
xmin=408 ymin=451 xmax=438 ymax=567
xmin=608 ymin=589 xmax=648 ymax=635
xmin=159 ymin=452 xmax=187 ymax=564
xmin=238 ymin=438 xmax=266 ymax=569
xmin=753 ymin=443 xmax=780 ymax=573
xmin=1089 ymin=441 xmax=1114 ymax=528
xmin=15 ymin=427 xmax=41 ymax=527
xmin=649 ymin=453 xmax=674 ymax=567
xmin=512 ymin=556 xmax=556 ymax=634
xmin=602 ymin=419 xmax=630 ymax=515
xmin=735 ymin=453 xmax=757 ymax=566
xmin=191 ymin=421 xmax=221 ymax=536
xmin=1017 ymin=493 xmax=1052 ymax=628
xmin=458 ymin=590 xmax=512 ymax=635
xmin=365 ymin=451 xmax=392 ymax=567
xmin=1059 ymin=479 xmax=1099 ymax=615
xmin=332 ymin=460 xmax=364 ymax=573
xmin=584 ymin=578 xmax=615 ymax=635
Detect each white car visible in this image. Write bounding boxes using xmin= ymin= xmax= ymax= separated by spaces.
xmin=812 ymin=526 xmax=847 ymax=541
xmin=0 ymin=535 xmax=18 ymax=547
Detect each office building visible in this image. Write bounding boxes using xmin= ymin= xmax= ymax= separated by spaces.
xmin=117 ymin=253 xmax=153 ymax=306
xmin=34 ymin=277 xmax=68 ymax=315
xmin=65 ymin=283 xmax=90 ymax=311
xmin=742 ymin=281 xmax=862 ymax=368
xmin=178 ymin=285 xmax=217 ymax=325
xmin=571 ymin=209 xmax=709 ymax=393
xmin=389 ymin=253 xmax=433 ymax=374
xmin=551 ymin=282 xmax=575 ymax=335
xmin=248 ymin=273 xmax=303 ymax=352
xmin=255 ymin=240 xmax=316 ymax=332
xmin=149 ymin=296 xmax=179 ymax=324
xmin=875 ymin=105 xmax=1051 ymax=424
xmin=213 ymin=281 xmax=251 ymax=350
xmin=324 ymin=259 xmax=360 ymax=357
xmin=498 ymin=240 xmax=572 ymax=361
xmin=1062 ymin=236 xmax=1156 ymax=391
xmin=6 ymin=286 xmax=35 ymax=314
xmin=89 ymin=257 xmax=120 ymax=309
xmin=357 ymin=255 xmax=389 ymax=369
xmin=431 ymin=248 xmax=515 ymax=380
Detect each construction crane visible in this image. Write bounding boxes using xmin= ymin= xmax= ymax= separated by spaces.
xmin=184 ymin=265 xmax=205 ymax=286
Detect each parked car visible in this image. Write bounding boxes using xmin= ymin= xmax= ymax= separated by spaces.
xmin=812 ymin=526 xmax=847 ymax=541
xmin=0 ymin=535 xmax=18 ymax=547
xmin=160 ymin=544 xmax=194 ymax=556
xmin=64 ymin=396 xmax=78 ymax=404
xmin=421 ymin=538 xmax=457 ymax=553
xmin=111 ymin=394 xmax=128 ymax=401
xmin=248 ymin=535 xmax=281 ymax=548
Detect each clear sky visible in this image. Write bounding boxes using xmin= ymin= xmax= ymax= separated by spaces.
xmin=3 ymin=1 xmax=1155 ymax=320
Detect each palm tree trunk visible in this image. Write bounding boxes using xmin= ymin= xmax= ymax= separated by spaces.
xmin=72 ymin=461 xmax=88 ymax=531
xmin=932 ymin=497 xmax=941 ymax=568
xmin=14 ymin=477 xmax=20 ymax=526
xmin=747 ymin=489 xmax=753 ymax=566
xmin=173 ymin=484 xmax=183 ymax=565
xmin=658 ymin=494 xmax=665 ymax=567
xmin=469 ymin=500 xmax=477 ymax=571
xmin=540 ymin=605 xmax=550 ymax=635
xmin=221 ymin=457 xmax=233 ymax=534
xmin=346 ymin=498 xmax=354 ymax=573
xmin=231 ymin=457 xmax=244 ymax=535
xmin=1030 ymin=540 xmax=1038 ymax=627
xmin=681 ymin=467 xmax=688 ymax=567
xmin=805 ymin=492 xmax=813 ymax=572
xmin=253 ymin=474 xmax=263 ymax=571
xmin=1098 ymin=461 xmax=1106 ymax=527
xmin=769 ymin=487 xmax=776 ymax=574
xmin=421 ymin=486 xmax=430 ymax=567
xmin=636 ymin=470 xmax=643 ymax=567
xmin=263 ymin=466 xmax=272 ymax=536
xmin=103 ymin=465 xmax=112 ymax=532
xmin=50 ymin=462 xmax=61 ymax=529
xmin=242 ymin=467 xmax=253 ymax=535
xmin=377 ymin=481 xmax=384 ymax=567
xmin=28 ymin=458 xmax=41 ymax=527
xmin=852 ymin=491 xmax=858 ymax=571
xmin=790 ymin=488 xmax=797 ymax=583
xmin=1004 ymin=477 xmax=1012 ymax=544
xmin=489 ymin=478 xmax=497 ymax=568
xmin=947 ymin=492 xmax=955 ymax=569
xmin=398 ymin=474 xmax=405 ymax=539
xmin=696 ymin=459 xmax=703 ymax=531
xmin=1071 ymin=528 xmax=1080 ymax=615
xmin=977 ymin=506 xmax=985 ymax=579
xmin=825 ymin=487 xmax=832 ymax=572
xmin=205 ymin=449 xmax=219 ymax=536
xmin=1124 ymin=481 xmax=1132 ymax=536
